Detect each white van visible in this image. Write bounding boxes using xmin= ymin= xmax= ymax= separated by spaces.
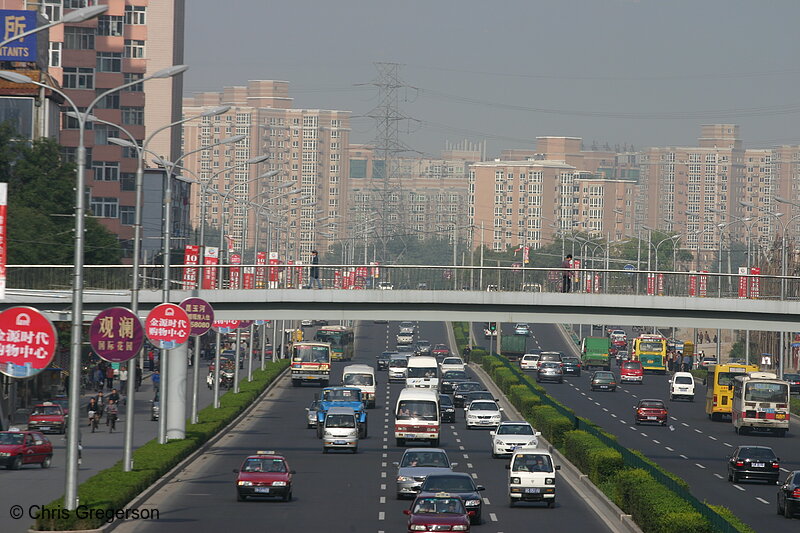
xmin=395 ymin=388 xmax=440 ymax=447
xmin=406 ymin=356 xmax=439 ymax=389
xmin=322 ymin=406 xmax=359 ymax=454
xmin=342 ymin=364 xmax=376 ymax=408
xmin=507 ymin=447 xmax=560 ymax=507
xmin=668 ymin=371 xmax=696 ymax=401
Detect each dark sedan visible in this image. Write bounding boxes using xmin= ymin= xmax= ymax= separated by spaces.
xmin=452 ymin=382 xmax=487 ymax=407
xmin=561 ymin=356 xmax=581 ymax=376
xmin=377 ymin=351 xmax=397 ymax=371
xmin=590 ymin=371 xmax=617 ymax=392
xmin=418 ymin=472 xmax=485 ymax=524
xmin=439 ymin=394 xmax=456 ymax=423
xmin=536 ymin=362 xmax=564 ymax=384
xmin=776 ymin=470 xmax=800 ymax=518
xmin=441 ymin=370 xmax=469 ymax=394
xmin=783 ymin=373 xmax=800 ymax=395
xmin=727 ymin=445 xmax=781 ymax=485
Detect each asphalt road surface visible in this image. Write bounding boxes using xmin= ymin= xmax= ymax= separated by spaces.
xmin=111 ymin=321 xmax=613 ymax=533
xmin=476 ymin=322 xmax=800 ymax=533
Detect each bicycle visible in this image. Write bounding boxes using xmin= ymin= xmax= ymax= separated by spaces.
xmin=88 ymin=411 xmax=100 ymax=433
xmin=107 ymin=412 xmax=118 ymax=433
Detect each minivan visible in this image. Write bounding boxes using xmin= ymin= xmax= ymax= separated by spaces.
xmin=322 ymin=406 xmax=359 ymax=453
xmin=342 ymin=364 xmax=376 ymax=408
xmin=507 ymin=447 xmax=560 ymax=507
xmin=669 ymin=372 xmax=695 ymax=401
xmin=620 ymin=360 xmax=644 ymax=383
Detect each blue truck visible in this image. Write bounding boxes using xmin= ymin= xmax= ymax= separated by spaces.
xmin=315 ymin=387 xmax=368 ymax=439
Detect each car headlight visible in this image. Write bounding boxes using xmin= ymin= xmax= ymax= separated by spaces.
xmin=546 ymin=478 xmax=555 ymax=485
xmin=510 ymin=477 xmax=520 ymax=484
xmin=397 ymin=476 xmax=412 ymax=482
xmin=237 ymin=481 xmax=252 ymax=486
xmin=528 ymin=439 xmax=538 ymax=446
xmin=452 ymin=526 xmax=469 ymax=531
xmin=465 ymin=499 xmax=481 ymax=506
xmin=494 ymin=439 xmax=503 ymax=445
xmin=410 ymin=526 xmax=427 ymax=531
xmin=0 ymin=452 xmax=11 ymax=457
xmin=272 ymin=481 xmax=287 ymax=486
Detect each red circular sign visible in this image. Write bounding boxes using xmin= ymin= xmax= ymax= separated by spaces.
xmin=0 ymin=307 xmax=57 ymax=378
xmin=179 ymin=298 xmax=215 ymax=336
xmin=89 ymin=307 xmax=144 ymax=363
xmin=145 ymin=303 xmax=191 ymax=349
xmin=211 ymin=320 xmax=240 ymax=334
xmin=237 ymin=320 xmax=254 ymax=329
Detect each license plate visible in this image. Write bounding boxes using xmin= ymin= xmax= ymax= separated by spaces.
xmin=647 ymin=417 xmax=657 ymax=420
xmin=334 ymin=440 xmax=346 ymax=445
xmin=40 ymin=427 xmax=50 ymax=431
xmin=524 ymin=488 xmax=541 ymax=493
xmin=254 ymin=487 xmax=270 ymax=493
xmin=752 ymin=462 xmax=765 ymax=468
xmin=599 ymin=385 xmax=608 ymax=389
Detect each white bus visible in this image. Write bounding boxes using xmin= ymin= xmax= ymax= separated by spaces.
xmin=395 ymin=388 xmax=440 ymax=447
xmin=732 ymin=372 xmax=791 ymax=437
xmin=406 ymin=356 xmax=439 ymax=390
xmin=342 ymin=364 xmax=376 ymax=408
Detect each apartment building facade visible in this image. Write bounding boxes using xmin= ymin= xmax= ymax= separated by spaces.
xmin=182 ymin=80 xmax=351 ymax=263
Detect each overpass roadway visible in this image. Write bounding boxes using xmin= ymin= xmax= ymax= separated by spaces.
xmin=3 ymin=287 xmax=800 ymax=333
xmin=110 ymin=321 xmax=615 ymax=533
xmin=475 ymin=322 xmax=799 ymax=533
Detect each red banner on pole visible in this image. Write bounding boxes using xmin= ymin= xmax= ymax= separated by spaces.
xmin=295 ymin=261 xmax=304 ymax=288
xmin=255 ymin=252 xmax=267 ymax=288
xmin=370 ymin=261 xmax=380 ymax=279
xmin=699 ymin=270 xmax=708 ymax=297
xmin=646 ymin=273 xmax=655 ymax=295
xmin=243 ymin=267 xmax=255 ymax=289
xmin=688 ymin=271 xmax=697 ymax=297
xmin=593 ymin=273 xmax=601 ymax=293
xmin=749 ymin=267 xmax=760 ymax=299
xmin=657 ymin=273 xmax=664 ymax=296
xmin=202 ymin=246 xmax=219 ymax=289
xmin=230 ymin=253 xmax=241 ymax=289
xmin=738 ymin=267 xmax=748 ymax=298
xmin=268 ymin=252 xmax=279 ymax=286
xmin=334 ymin=270 xmax=342 ymax=289
xmin=182 ymin=245 xmax=200 ymax=289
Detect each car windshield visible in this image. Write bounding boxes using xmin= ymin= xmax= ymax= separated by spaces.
xmin=497 ymin=424 xmax=533 ymax=435
xmin=594 ymin=373 xmax=614 ymax=381
xmin=382 ymin=352 xmax=398 ymax=358
xmin=638 ymin=342 xmax=663 ymax=352
xmin=442 ymin=358 xmax=462 ymax=366
xmin=397 ymin=400 xmax=438 ymax=421
xmin=443 ymin=371 xmax=467 ymax=380
xmin=389 ymin=359 xmax=408 ymax=368
xmin=292 ymin=345 xmax=329 ymax=363
xmin=540 ymin=362 xmax=560 ymax=370
xmin=322 ymin=389 xmax=360 ymax=402
xmin=455 ymin=383 xmax=484 ymax=393
xmin=325 ymin=414 xmax=356 ymax=428
xmin=639 ymin=401 xmax=664 ymax=408
xmin=512 ymin=454 xmax=553 ymax=472
xmin=739 ymin=447 xmax=777 ymax=461
xmin=744 ymin=382 xmax=788 ymax=402
xmin=417 ymin=341 xmax=431 ymax=347
xmin=343 ymin=374 xmax=374 ymax=386
xmin=562 ymin=357 xmax=579 ymax=364
xmin=400 ymin=322 xmax=414 ymax=329
xmin=434 ymin=345 xmax=448 ymax=351
xmin=466 ymin=392 xmax=493 ymax=402
xmin=412 ymin=497 xmax=465 ymax=515
xmin=422 ymin=475 xmax=474 ymax=492
xmin=32 ymin=406 xmax=61 ymax=415
xmin=623 ymin=362 xmax=641 ymax=369
xmin=408 ymin=367 xmax=438 ymax=379
xmin=469 ymin=401 xmax=498 ymax=411
xmin=242 ymin=458 xmax=287 ymax=473
xmin=401 ymin=451 xmax=449 ymax=468
xmin=674 ymin=376 xmax=693 ymax=385
xmin=439 ymin=395 xmax=453 ymax=407
xmin=0 ymin=433 xmax=24 ymax=445
xmin=783 ymin=374 xmax=800 ymax=380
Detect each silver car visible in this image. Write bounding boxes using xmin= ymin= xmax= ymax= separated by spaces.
xmin=394 ymin=448 xmax=456 ymax=498
xmin=305 ymin=399 xmax=320 ymax=429
xmin=388 ymin=355 xmax=409 ymax=382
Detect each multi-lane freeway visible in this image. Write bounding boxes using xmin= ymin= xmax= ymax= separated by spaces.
xmin=112 ymin=321 xmax=614 ymax=533
xmin=480 ymin=322 xmax=799 ymax=533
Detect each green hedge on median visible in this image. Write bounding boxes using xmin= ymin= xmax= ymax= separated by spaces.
xmin=563 ymin=430 xmax=624 ymax=484
xmin=791 ymin=397 xmax=800 ymax=417
xmin=33 ymin=359 xmax=290 ymax=531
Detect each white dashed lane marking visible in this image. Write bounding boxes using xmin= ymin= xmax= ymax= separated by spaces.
xmin=756 ymin=497 xmax=769 ymax=504
xmin=611 ymin=413 xmax=618 ymax=418
xmin=681 ymin=422 xmax=690 ymax=427
xmin=695 ymin=463 xmax=706 ymax=469
xmin=708 ymin=436 xmax=717 ymax=441
xmin=380 ymin=496 xmax=386 ymax=504
xmin=602 ymin=408 xmax=609 ymax=412
xmin=471 ymin=473 xmax=478 ymax=479
xmin=652 ymin=440 xmax=660 ymax=444
xmin=381 ymin=472 xmax=386 ymax=478
xmin=665 ymin=447 xmax=674 ymax=452
xmin=679 ymin=454 xmax=688 ymax=460
xmin=489 ymin=513 xmax=498 ymax=522
xmin=713 ymin=474 xmax=723 ymax=479
xmin=694 ymin=428 xmax=702 ymax=434
xmin=733 ymin=485 xmax=745 ymax=492
xmin=483 ymin=497 xmax=490 ymax=505
xmin=723 ymin=442 xmax=732 ymax=448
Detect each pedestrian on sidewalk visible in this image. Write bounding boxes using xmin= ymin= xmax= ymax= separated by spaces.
xmin=148 ymin=350 xmax=155 ymax=371
xmin=152 ymin=370 xmax=160 ymax=394
xmin=135 ymin=366 xmax=142 ymax=392
xmin=106 ymin=399 xmax=118 ymax=433
xmin=119 ymin=367 xmax=128 ymax=392
xmin=94 ymin=367 xmax=104 ymax=392
xmin=105 ymin=366 xmax=114 ymax=390
xmin=560 ymin=254 xmax=573 ymax=293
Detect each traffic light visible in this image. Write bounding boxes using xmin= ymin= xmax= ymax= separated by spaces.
xmin=489 ymin=322 xmax=497 ymax=332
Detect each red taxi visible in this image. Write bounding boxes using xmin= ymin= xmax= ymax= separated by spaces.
xmin=432 ymin=345 xmax=451 ymax=358
xmin=403 ymin=492 xmax=473 ymax=532
xmin=634 ymin=399 xmax=668 ymax=426
xmin=620 ymin=360 xmax=644 ymax=383
xmin=233 ymin=451 xmax=294 ymax=502
xmin=0 ymin=429 xmax=53 ymax=469
xmin=27 ymin=402 xmax=67 ymax=434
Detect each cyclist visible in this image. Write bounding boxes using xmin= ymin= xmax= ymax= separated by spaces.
xmin=106 ymin=399 xmax=119 ymax=433
xmin=86 ymin=397 xmax=99 ymax=427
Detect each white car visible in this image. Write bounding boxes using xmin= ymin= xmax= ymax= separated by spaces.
xmin=300 ymin=319 xmax=313 ymax=327
xmin=519 ymin=353 xmax=540 ymax=371
xmin=399 ymin=321 xmax=416 ymax=335
xmin=514 ymin=323 xmax=530 ymax=336
xmin=439 ymin=357 xmax=465 ymax=374
xmin=508 ymin=447 xmax=559 ymax=508
xmin=465 ymin=400 xmax=502 ymax=429
xmin=491 ymin=421 xmax=541 ymax=458
xmin=668 ymin=372 xmax=696 ymax=401
xmin=396 ymin=333 xmax=414 ymax=345
xmin=378 ymin=282 xmax=394 ymax=290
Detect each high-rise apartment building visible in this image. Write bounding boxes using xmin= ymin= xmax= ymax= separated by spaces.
xmin=6 ymin=0 xmax=187 ymax=258
xmin=182 ymin=80 xmax=350 ymax=263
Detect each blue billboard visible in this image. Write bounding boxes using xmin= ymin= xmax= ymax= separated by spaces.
xmin=0 ymin=10 xmax=38 ymax=62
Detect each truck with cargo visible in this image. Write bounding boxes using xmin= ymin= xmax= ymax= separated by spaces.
xmin=500 ymin=334 xmax=527 ymax=362
xmin=581 ymin=337 xmax=611 ymax=370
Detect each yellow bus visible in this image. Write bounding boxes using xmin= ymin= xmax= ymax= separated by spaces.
xmin=314 ymin=325 xmax=355 ymax=361
xmin=632 ymin=335 xmax=667 ymax=373
xmin=705 ymin=363 xmax=758 ymax=421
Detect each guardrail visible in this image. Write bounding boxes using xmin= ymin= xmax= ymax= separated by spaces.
xmin=6 ymin=263 xmax=800 ymax=301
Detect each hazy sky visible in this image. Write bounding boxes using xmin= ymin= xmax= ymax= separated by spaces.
xmin=184 ymin=0 xmax=800 ymax=158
